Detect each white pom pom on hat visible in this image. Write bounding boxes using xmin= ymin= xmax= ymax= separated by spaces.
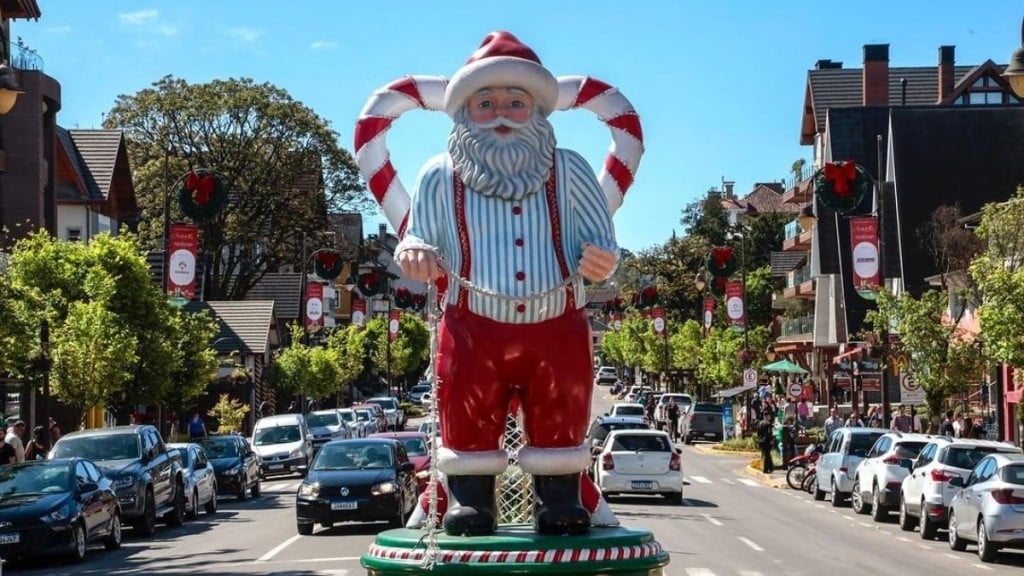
xmin=443 ymin=31 xmax=558 ymax=118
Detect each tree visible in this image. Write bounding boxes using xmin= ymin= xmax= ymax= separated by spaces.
xmin=681 ymin=189 xmax=729 ymax=247
xmin=103 ymin=76 xmax=371 ymax=301
xmin=207 ymin=393 xmax=250 ymax=434
xmin=267 ymin=324 xmax=342 ymax=404
xmin=51 ymin=301 xmax=138 ymax=412
xmin=362 ymin=313 xmax=430 ymax=387
xmin=918 ymin=204 xmax=984 ymax=293
xmin=327 ymin=325 xmax=371 ymax=401
xmin=163 ymin=309 xmax=220 ymax=420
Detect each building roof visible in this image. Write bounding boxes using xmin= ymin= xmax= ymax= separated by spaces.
xmin=65 ymin=129 xmax=124 ymax=201
xmin=243 ymin=273 xmax=303 ymax=321
xmin=740 ymin=184 xmax=802 ymax=214
xmin=770 ymin=251 xmax=808 ymax=277
xmin=184 ymin=300 xmax=277 ymax=355
xmin=2 ymin=1 xmax=42 ymax=19
xmin=54 ymin=127 xmax=95 ymax=202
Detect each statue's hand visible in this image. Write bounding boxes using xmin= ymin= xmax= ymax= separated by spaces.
xmin=577 ymin=243 xmax=616 ymax=282
xmin=397 ymin=248 xmax=442 ymax=282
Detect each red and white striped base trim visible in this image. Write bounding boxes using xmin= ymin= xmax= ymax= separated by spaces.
xmin=366 ymin=541 xmax=662 ymax=564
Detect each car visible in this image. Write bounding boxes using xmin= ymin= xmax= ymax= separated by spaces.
xmin=50 ymin=425 xmax=186 ymax=537
xmin=370 ymin=431 xmax=432 ymax=492
xmin=849 ymin=431 xmax=931 ymax=521
xmin=251 ymin=414 xmax=315 ymax=478
xmin=410 ymin=382 xmax=432 ymax=404
xmin=594 ymin=366 xmax=618 ymax=385
xmin=353 ymin=407 xmax=382 ymax=435
xmin=353 ymin=403 xmax=388 ymax=433
xmin=420 ymin=390 xmax=435 ymax=409
xmin=593 ymin=429 xmax=683 ymax=504
xmin=683 ymin=403 xmax=726 ymax=444
xmin=338 ymin=408 xmax=366 ymax=438
xmin=654 ymin=393 xmax=693 ymax=432
xmin=608 ymin=403 xmax=647 ymax=420
xmin=0 ymin=458 xmax=122 ymax=562
xmin=167 ymin=442 xmax=219 ymax=518
xmin=585 ymin=415 xmax=650 ymax=455
xmin=900 ymin=437 xmax=1021 ymax=539
xmin=812 ymin=427 xmax=886 ymax=506
xmin=198 ymin=434 xmax=261 ymax=500
xmin=295 ymin=438 xmax=419 ymax=535
xmin=948 ymin=452 xmax=1024 ymax=562
xmin=366 ymin=396 xmax=405 ymax=430
xmin=306 ymin=409 xmax=353 ymax=453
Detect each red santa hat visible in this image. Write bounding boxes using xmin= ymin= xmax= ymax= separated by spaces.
xmin=444 ymin=31 xmax=559 ymax=118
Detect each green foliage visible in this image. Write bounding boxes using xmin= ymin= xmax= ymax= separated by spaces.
xmin=971 ymin=187 xmax=1024 ymax=369
xmin=268 ymin=324 xmax=342 ymax=403
xmin=165 ymin=309 xmax=220 ymax=409
xmin=207 ymin=393 xmax=250 ymax=434
xmin=362 ymin=313 xmax=430 ymax=384
xmin=717 ymin=435 xmax=759 ymax=452
xmin=51 ymin=301 xmax=137 ymax=410
xmin=682 ymin=190 xmax=730 ymax=247
xmin=326 ymin=325 xmax=370 ymax=393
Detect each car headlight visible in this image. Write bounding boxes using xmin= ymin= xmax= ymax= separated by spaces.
xmin=112 ymin=476 xmax=135 ymax=489
xmin=415 ymin=470 xmax=430 ymax=481
xmin=40 ymin=505 xmax=70 ymax=523
xmin=290 ymin=448 xmax=304 ymax=458
xmin=371 ymin=482 xmax=397 ymax=495
xmin=223 ymin=467 xmax=240 ymax=476
xmin=298 ymin=482 xmax=320 ymax=498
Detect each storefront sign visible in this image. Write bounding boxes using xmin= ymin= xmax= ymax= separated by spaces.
xmin=167 ymin=223 xmax=198 ymax=299
xmin=850 ymin=216 xmax=880 ymax=300
xmin=725 ymin=282 xmax=745 ymax=331
xmin=305 ymin=282 xmax=324 ymax=332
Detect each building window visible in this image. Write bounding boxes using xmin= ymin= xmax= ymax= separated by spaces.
xmin=66 ymin=227 xmax=82 ymax=242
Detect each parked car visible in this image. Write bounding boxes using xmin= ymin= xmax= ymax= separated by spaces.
xmin=366 ymin=396 xmax=406 ymax=430
xmin=338 ymin=408 xmax=366 ymax=438
xmin=198 ymin=434 xmax=261 ymax=500
xmin=420 ymin=390 xmax=435 ymax=409
xmin=948 ymin=452 xmax=1024 ymax=562
xmin=251 ymin=414 xmax=314 ymax=478
xmin=306 ymin=409 xmax=352 ymax=453
xmin=410 ymin=382 xmax=432 ymax=404
xmin=594 ymin=366 xmax=618 ymax=385
xmin=50 ymin=425 xmax=186 ymax=537
xmin=585 ymin=415 xmax=650 ymax=456
xmin=608 ymin=403 xmax=647 ymax=420
xmin=354 ymin=407 xmax=382 ymax=435
xmin=371 ymin=431 xmax=432 ymax=492
xmin=654 ymin=393 xmax=693 ymax=432
xmin=592 ymin=429 xmax=683 ymax=504
xmin=812 ymin=427 xmax=886 ymax=506
xmin=0 ymin=458 xmax=122 ymax=562
xmin=353 ymin=403 xmax=388 ymax=433
xmin=899 ymin=437 xmax=1020 ymax=539
xmin=295 ymin=438 xmax=418 ymax=535
xmin=683 ymin=403 xmax=726 ymax=444
xmin=167 ymin=442 xmax=219 ymax=518
xmin=850 ymin=431 xmax=931 ymax=521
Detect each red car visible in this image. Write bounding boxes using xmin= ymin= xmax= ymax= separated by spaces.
xmin=370 ymin=431 xmax=432 ymax=492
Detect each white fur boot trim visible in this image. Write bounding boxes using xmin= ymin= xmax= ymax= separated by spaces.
xmin=590 ymin=495 xmax=620 ymax=527
xmin=436 ymin=447 xmax=509 ymax=475
xmin=518 ymin=445 xmax=592 ymax=475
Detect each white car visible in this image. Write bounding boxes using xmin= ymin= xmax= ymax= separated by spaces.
xmin=813 ymin=427 xmax=886 ymax=505
xmin=850 ymin=431 xmax=931 ymax=521
xmin=608 ymin=403 xmax=647 ymax=420
xmin=593 ymin=429 xmax=682 ymax=504
xmin=594 ymin=366 xmax=618 ymax=385
xmin=420 ymin=390 xmax=434 ymax=409
xmin=337 ymin=408 xmax=365 ymax=438
xmin=899 ymin=438 xmax=1021 ymax=539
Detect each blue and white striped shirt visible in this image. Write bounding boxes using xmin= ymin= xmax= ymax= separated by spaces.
xmin=396 ymin=148 xmax=618 ymax=324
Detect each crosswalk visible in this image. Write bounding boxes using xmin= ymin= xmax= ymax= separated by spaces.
xmin=262 ymin=480 xmax=302 ymax=493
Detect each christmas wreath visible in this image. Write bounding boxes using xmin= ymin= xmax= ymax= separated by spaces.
xmin=393 ymin=287 xmax=413 ymax=309
xmin=357 ymin=272 xmax=386 ymax=297
xmin=813 ymin=161 xmax=870 ymax=215
xmin=705 ymin=246 xmax=737 ymax=278
xmin=709 ymin=276 xmax=727 ymax=298
xmin=410 ymin=293 xmax=427 ymax=312
xmin=178 ymin=169 xmax=228 ymax=222
xmin=312 ymin=249 xmax=344 ymax=280
xmin=632 ymin=286 xmax=658 ymax=308
xmin=603 ymin=297 xmax=625 ymax=314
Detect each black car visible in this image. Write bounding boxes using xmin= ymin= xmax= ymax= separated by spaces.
xmin=295 ymin=438 xmax=417 ymax=535
xmin=0 ymin=458 xmax=122 ymax=562
xmin=198 ymin=435 xmax=261 ymax=500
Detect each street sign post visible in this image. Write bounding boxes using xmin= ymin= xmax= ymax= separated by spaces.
xmin=900 ymin=373 xmax=925 ymax=405
xmin=743 ymin=368 xmax=757 ymax=387
xmin=787 ymin=382 xmax=803 ymax=399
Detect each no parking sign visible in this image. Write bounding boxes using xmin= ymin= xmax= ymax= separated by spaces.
xmin=900 ymin=373 xmax=925 ymax=405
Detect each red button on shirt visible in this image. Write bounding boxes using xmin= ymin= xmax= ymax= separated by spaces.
xmin=514 ymin=238 xmax=524 ymax=247
xmin=516 ymin=272 xmax=526 ymax=281
xmin=512 ymin=206 xmax=522 ymax=215
xmin=516 ymin=304 xmax=526 ymax=313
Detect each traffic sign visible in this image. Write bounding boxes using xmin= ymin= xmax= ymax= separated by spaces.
xmin=743 ymin=368 xmax=757 ymax=386
xmin=900 ymin=373 xmax=925 ymax=405
xmin=787 ymin=382 xmax=803 ymax=398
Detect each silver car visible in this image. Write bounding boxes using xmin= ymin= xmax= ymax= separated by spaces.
xmin=167 ymin=443 xmax=218 ymax=519
xmin=948 ymin=452 xmax=1024 ymax=562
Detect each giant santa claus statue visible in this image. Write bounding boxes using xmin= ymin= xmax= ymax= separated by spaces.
xmin=355 ymin=30 xmax=644 ymax=539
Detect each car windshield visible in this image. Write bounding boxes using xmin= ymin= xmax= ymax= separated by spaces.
xmin=52 ymin=434 xmax=140 ymax=461
xmin=254 ymin=425 xmax=301 ymax=446
xmin=338 ymin=410 xmax=356 ymax=423
xmin=614 ymin=406 xmax=645 ymax=417
xmin=370 ymin=399 xmax=398 ymax=410
xmin=610 ymin=434 xmax=672 ymax=452
xmin=999 ymin=464 xmax=1024 ymax=485
xmin=411 ymin=385 xmax=430 ymax=394
xmin=592 ymin=422 xmax=647 ymax=443
xmin=354 ymin=410 xmax=371 ymax=422
xmin=200 ymin=439 xmax=238 ymax=458
xmin=401 ymin=438 xmax=427 ymax=456
xmin=893 ymin=441 xmax=928 ymax=459
xmin=849 ymin=432 xmax=885 ymax=455
xmin=945 ymin=447 xmax=1002 ymax=469
xmin=314 ymin=444 xmax=393 ymax=470
xmin=0 ymin=464 xmax=70 ymax=497
xmin=306 ymin=413 xmax=340 ymax=428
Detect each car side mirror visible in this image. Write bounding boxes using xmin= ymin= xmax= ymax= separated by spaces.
xmin=400 ymin=461 xmax=415 ymax=473
xmin=949 ymin=476 xmax=964 ymax=488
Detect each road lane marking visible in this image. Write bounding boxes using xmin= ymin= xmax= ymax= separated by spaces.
xmin=257 ymin=535 xmax=302 ymax=562
xmin=721 ymin=478 xmax=735 ymax=485
xmin=737 ymin=572 xmax=765 ymax=576
xmin=943 ymin=553 xmax=961 ymax=560
xmin=897 ymin=537 xmax=911 ymax=543
xmin=918 ymin=544 xmax=932 ymax=550
xmin=690 ymin=476 xmax=712 ymax=483
xmin=737 ymin=478 xmax=759 ymax=487
xmin=859 ymin=522 xmax=873 ymax=528
xmin=700 ymin=513 xmax=723 ymax=526
xmin=973 ymin=564 xmax=993 ymax=571
xmin=685 ymin=568 xmax=715 ymax=576
xmin=737 ymin=536 xmax=764 ymax=552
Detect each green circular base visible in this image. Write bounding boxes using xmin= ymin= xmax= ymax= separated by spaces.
xmin=361 ymin=524 xmax=669 ymax=575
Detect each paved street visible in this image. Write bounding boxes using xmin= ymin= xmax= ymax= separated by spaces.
xmin=8 ymin=388 xmax=1024 ymax=575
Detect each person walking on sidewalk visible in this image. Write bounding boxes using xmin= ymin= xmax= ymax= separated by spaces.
xmin=757 ymin=412 xmax=775 ymax=474
xmin=666 ymin=399 xmax=681 ymax=442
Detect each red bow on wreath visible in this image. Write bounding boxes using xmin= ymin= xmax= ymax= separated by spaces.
xmin=823 ymin=161 xmax=857 ymax=198
xmin=394 ymin=287 xmax=413 ymax=309
xmin=411 ymin=293 xmax=427 ymax=311
xmin=185 ymin=171 xmax=216 ymax=206
xmin=315 ymin=251 xmax=339 ymax=269
xmin=710 ymin=246 xmax=734 ymax=268
xmin=358 ymin=272 xmax=381 ymax=296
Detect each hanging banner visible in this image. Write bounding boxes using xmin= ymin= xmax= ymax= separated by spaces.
xmin=725 ymin=281 xmax=745 ymax=332
xmin=850 ymin=216 xmax=880 ymax=300
xmin=652 ymin=306 xmax=666 ymax=339
xmin=167 ymin=223 xmax=199 ymax=299
xmin=305 ymin=282 xmax=324 ymax=332
xmin=352 ymin=298 xmax=366 ymax=327
xmin=388 ymin=308 xmax=401 ymax=342
xmin=612 ymin=312 xmax=623 ymax=332
xmin=703 ymin=296 xmax=715 ymax=332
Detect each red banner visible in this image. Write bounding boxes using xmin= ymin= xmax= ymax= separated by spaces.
xmin=612 ymin=312 xmax=623 ymax=331
xmin=850 ymin=216 xmax=880 ymax=300
xmin=305 ymin=282 xmax=324 ymax=332
xmin=703 ymin=296 xmax=715 ymax=333
xmin=725 ymin=281 xmax=745 ymax=331
xmin=652 ymin=306 xmax=666 ymax=339
xmin=388 ymin=308 xmax=401 ymax=341
xmin=352 ymin=298 xmax=366 ymax=327
xmin=167 ymin=224 xmax=198 ymax=299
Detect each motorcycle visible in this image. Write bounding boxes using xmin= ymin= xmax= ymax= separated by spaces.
xmin=786 ymin=441 xmax=824 ymax=490
xmin=801 ymin=461 xmax=817 ymax=493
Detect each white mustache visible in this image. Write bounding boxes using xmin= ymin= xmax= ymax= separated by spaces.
xmin=474 ymin=117 xmax=527 ymax=130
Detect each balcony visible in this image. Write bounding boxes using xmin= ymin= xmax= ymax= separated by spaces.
xmin=11 ymin=41 xmax=44 ymax=72
xmin=783 ymin=266 xmax=812 ymax=299
xmin=782 ymin=164 xmax=814 ymax=204
xmin=797 ymin=276 xmax=816 ymax=299
xmin=780 ymin=315 xmax=814 ymax=337
xmin=782 ymin=220 xmax=812 ymax=252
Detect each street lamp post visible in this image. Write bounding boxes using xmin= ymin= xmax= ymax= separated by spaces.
xmin=694 ymin=273 xmax=706 ymax=399
xmin=39 ymin=319 xmax=50 ymax=449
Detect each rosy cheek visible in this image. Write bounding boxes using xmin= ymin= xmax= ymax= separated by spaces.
xmin=468 ymin=107 xmax=494 ymax=124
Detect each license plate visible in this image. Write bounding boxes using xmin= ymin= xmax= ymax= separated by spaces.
xmin=331 ymin=501 xmax=357 ymax=511
xmin=704 ymin=432 xmax=716 ymax=437
xmin=0 ymin=533 xmax=18 ymax=544
xmin=631 ymin=481 xmax=653 ymax=490
xmin=269 ymin=464 xmax=284 ymax=470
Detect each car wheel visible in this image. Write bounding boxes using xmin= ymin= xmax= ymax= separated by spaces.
xmin=186 ymin=489 xmax=199 ymax=520
xmin=812 ymin=476 xmax=825 ymax=501
xmin=251 ymin=476 xmax=262 ymax=498
xmin=850 ymin=480 xmax=867 ymax=514
xmin=68 ymin=521 xmax=87 ymax=562
xmin=898 ymin=495 xmax=917 ymax=532
xmin=948 ymin=511 xmax=967 ymax=551
xmin=205 ymin=489 xmax=218 ymax=515
xmin=104 ymin=510 xmax=122 ymax=550
xmin=134 ymin=490 xmax=158 ymax=537
xmin=920 ymin=505 xmax=938 ymax=540
xmin=829 ymin=480 xmax=843 ymax=508
xmin=166 ymin=482 xmax=186 ymax=527
xmin=238 ymin=475 xmax=249 ymax=501
xmin=978 ymin=520 xmax=999 ymax=563
xmin=871 ymin=484 xmax=888 ymax=521
xmin=297 ymin=522 xmax=314 ymax=536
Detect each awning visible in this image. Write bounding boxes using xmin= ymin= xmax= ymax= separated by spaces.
xmin=832 ymin=346 xmax=862 ymax=364
xmin=713 ymin=383 xmax=757 ymax=399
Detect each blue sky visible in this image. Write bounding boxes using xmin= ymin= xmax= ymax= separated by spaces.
xmin=11 ymin=1 xmax=1024 ymax=251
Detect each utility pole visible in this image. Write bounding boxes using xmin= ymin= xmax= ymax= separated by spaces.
xmin=876 ymin=133 xmax=891 ymax=430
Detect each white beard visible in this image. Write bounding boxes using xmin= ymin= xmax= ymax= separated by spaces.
xmin=447 ymin=107 xmax=556 ymax=201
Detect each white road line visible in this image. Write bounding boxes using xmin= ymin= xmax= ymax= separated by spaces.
xmin=737 ymin=571 xmax=764 ymax=576
xmin=257 ymin=535 xmax=303 ymax=562
xmin=738 ymin=478 xmax=759 ymax=487
xmin=897 ymin=537 xmax=911 ymax=543
xmin=685 ymin=568 xmax=716 ymax=576
xmin=737 ymin=536 xmax=764 ymax=552
xmin=918 ymin=543 xmax=932 ymax=550
xmin=843 ymin=515 xmax=855 ymax=521
xmin=690 ymin=476 xmax=712 ymax=484
xmin=973 ymin=564 xmax=993 ymax=571
xmin=859 ymin=522 xmax=873 ymax=528
xmin=700 ymin=513 xmax=723 ymax=527
xmin=721 ymin=478 xmax=735 ymax=485
xmin=815 ymin=504 xmax=826 ymax=509
xmin=943 ymin=553 xmax=961 ymax=560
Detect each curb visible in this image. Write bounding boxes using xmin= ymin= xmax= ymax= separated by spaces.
xmin=741 ymin=464 xmax=790 ymax=489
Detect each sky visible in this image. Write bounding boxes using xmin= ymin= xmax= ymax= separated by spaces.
xmin=11 ymin=1 xmax=1024 ymax=252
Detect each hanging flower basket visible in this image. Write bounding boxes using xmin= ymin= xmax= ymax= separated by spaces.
xmin=178 ymin=169 xmax=228 ymax=223
xmin=706 ymin=246 xmax=737 ymax=278
xmin=312 ymin=249 xmax=344 ymax=280
xmin=710 ymin=276 xmax=727 ymax=298
xmin=393 ymin=287 xmax=413 ymax=309
xmin=410 ymin=293 xmax=427 ymax=312
xmin=813 ymin=161 xmax=871 ymax=215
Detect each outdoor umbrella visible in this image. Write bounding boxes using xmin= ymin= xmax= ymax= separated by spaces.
xmin=761 ymin=359 xmax=808 ymax=374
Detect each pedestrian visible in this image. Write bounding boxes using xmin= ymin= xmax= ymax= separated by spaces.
xmin=938 ymin=410 xmax=956 ymax=436
xmin=961 ymin=416 xmax=975 ymax=439
xmin=645 ymin=394 xmax=656 ymax=425
xmin=796 ymin=398 xmax=811 ymax=429
xmin=891 ymin=405 xmax=913 ymax=433
xmin=756 ymin=411 xmax=775 ymax=474
xmin=824 ymin=406 xmax=843 ymax=436
xmin=48 ymin=417 xmax=61 ymax=443
xmin=23 ymin=426 xmax=48 ymax=461
xmin=5 ymin=419 xmax=25 ymax=463
xmin=953 ymin=413 xmax=965 ymax=437
xmin=666 ymin=399 xmax=681 ymax=442
xmin=866 ymin=405 xmax=882 ymax=428
xmin=188 ymin=412 xmax=208 ymax=440
xmin=845 ymin=410 xmax=865 ymax=428
xmin=0 ymin=436 xmax=15 ymax=465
